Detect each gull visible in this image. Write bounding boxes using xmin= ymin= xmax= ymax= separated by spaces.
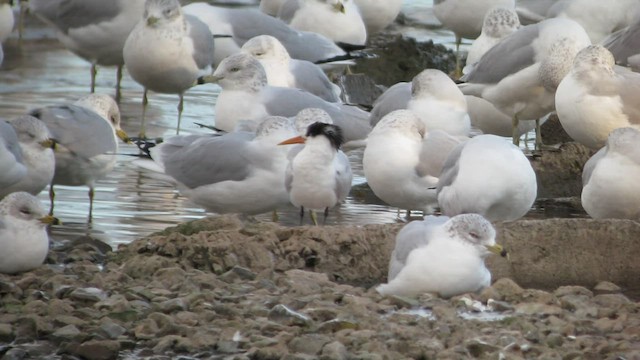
xmin=199 ymin=52 xmax=371 ymax=143
xmin=364 ymin=110 xmax=463 ymax=217
xmin=437 ymin=134 xmax=537 ymax=222
xmin=277 ymin=0 xmax=367 ymax=47
xmin=29 ymin=94 xmax=130 ymax=220
xmin=279 ymin=122 xmax=352 ymax=225
xmin=123 ymin=0 xmax=215 ymax=137
xmin=240 ymin=35 xmax=341 ymax=102
xmin=603 ymin=16 xmax=640 ymax=72
xmin=0 ymin=192 xmax=59 ymax=274
xmin=433 ymin=0 xmax=515 ymax=75
xmin=369 ymin=69 xmax=471 ymax=137
xmin=149 ymin=116 xmax=297 ymax=216
xmin=183 ymin=3 xmax=350 ymax=67
xmin=0 ymin=0 xmax=14 ymax=42
xmin=353 ymin=0 xmax=403 ymax=35
xmin=459 ymin=17 xmax=591 ymax=146
xmin=0 ymin=116 xmax=55 ymax=199
xmin=463 ymin=6 xmax=520 ymax=75
xmin=581 ymin=127 xmax=640 ymax=220
xmin=555 ymin=45 xmax=640 ymax=150
xmin=0 ymin=121 xmax=27 ymax=191
xmin=376 ymin=214 xmax=506 ymax=298
xmin=29 ymin=0 xmax=146 ymax=101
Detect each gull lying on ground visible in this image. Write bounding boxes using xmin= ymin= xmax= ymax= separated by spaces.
xmin=199 ymin=53 xmax=371 ymax=143
xmin=0 ymin=116 xmax=55 ymax=199
xmin=437 ymin=134 xmax=537 ymax=222
xmin=279 ymin=122 xmax=352 ymax=225
xmin=555 ymin=45 xmax=640 ymax=150
xmin=364 ymin=110 xmax=462 ymax=217
xmin=581 ymin=127 xmax=640 ymax=220
xmin=30 ymin=94 xmax=129 ymax=220
xmin=124 ymin=0 xmax=215 ymax=137
xmin=376 ymin=213 xmax=506 ymax=298
xmin=240 ymin=35 xmax=341 ymax=102
xmin=0 ymin=192 xmax=59 ymax=274
xmin=29 ymin=0 xmax=145 ymax=100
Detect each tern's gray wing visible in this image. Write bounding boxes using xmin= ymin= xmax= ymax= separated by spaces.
xmin=388 ymin=216 xmax=449 ymax=280
xmin=582 ymin=147 xmax=605 ymax=187
xmin=277 ymin=0 xmax=301 ymax=24
xmin=186 ymin=15 xmax=215 ymax=70
xmin=159 ymin=132 xmax=255 ymax=189
xmin=290 ymin=60 xmax=340 ymax=102
xmin=227 ymin=8 xmax=346 ymax=62
xmin=462 ymin=23 xmax=539 ymax=84
xmin=603 ymin=18 xmax=640 ymax=68
xmin=30 ymin=0 xmax=122 ymax=33
xmin=369 ymin=82 xmax=411 ymax=127
xmin=30 ymin=105 xmax=117 ymax=158
xmin=436 ymin=141 xmax=466 ymax=193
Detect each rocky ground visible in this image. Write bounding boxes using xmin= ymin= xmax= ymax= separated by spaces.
xmin=0 ymin=215 xmax=639 ymax=360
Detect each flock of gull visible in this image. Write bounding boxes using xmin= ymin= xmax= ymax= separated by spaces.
xmin=0 ymin=0 xmax=639 ymax=298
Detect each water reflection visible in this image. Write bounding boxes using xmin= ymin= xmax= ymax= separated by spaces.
xmin=0 ymin=3 xmax=586 ymax=249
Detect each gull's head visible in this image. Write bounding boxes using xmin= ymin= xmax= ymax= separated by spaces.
xmin=74 ymin=94 xmax=130 ymax=143
xmin=411 ymin=69 xmax=466 ymax=108
xmin=606 ymin=127 xmax=640 ymax=159
xmin=371 ymin=109 xmax=426 ymax=138
xmin=8 ymin=115 xmax=55 ymax=150
xmin=241 ymin=35 xmax=290 ymax=62
xmin=323 ymin=0 xmax=346 ymax=13
xmin=201 ymin=53 xmax=268 ymax=91
xmin=573 ymin=45 xmax=615 ymax=73
xmin=0 ymin=192 xmax=60 ymax=227
xmin=293 ymin=108 xmax=334 ymax=135
xmin=482 ymin=7 xmax=520 ymax=38
xmin=445 ymin=214 xmax=506 ymax=258
xmin=144 ymin=0 xmax=182 ymax=27
xmin=255 ymin=116 xmax=297 ymax=142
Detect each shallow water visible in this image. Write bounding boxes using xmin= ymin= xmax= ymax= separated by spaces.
xmin=0 ymin=2 xmax=585 ymax=249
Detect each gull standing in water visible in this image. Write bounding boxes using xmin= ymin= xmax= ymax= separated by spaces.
xmin=376 ymin=214 xmax=506 ymax=298
xmin=279 ymin=122 xmax=352 ymax=225
xmin=555 ymin=45 xmax=640 ymax=150
xmin=30 ymin=94 xmax=129 ymax=221
xmin=363 ymin=110 xmax=462 ymax=217
xmin=0 ymin=116 xmax=55 ymax=199
xmin=581 ymin=127 xmax=640 ymax=220
xmin=124 ymin=0 xmax=215 ymax=137
xmin=437 ymin=135 xmax=537 ymax=222
xmin=29 ymin=0 xmax=145 ymax=101
xmin=0 ymin=192 xmax=60 ymax=274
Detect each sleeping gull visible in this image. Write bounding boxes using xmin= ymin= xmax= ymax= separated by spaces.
xmin=459 ymin=17 xmax=591 ymax=146
xmin=149 ymin=116 xmax=297 ymax=216
xmin=29 ymin=0 xmax=145 ymax=100
xmin=463 ymin=6 xmax=520 ymax=75
xmin=30 ymin=94 xmax=129 ymax=220
xmin=0 ymin=116 xmax=55 ymax=199
xmin=240 ymin=35 xmax=341 ymax=102
xmin=198 ymin=52 xmax=371 ymax=143
xmin=277 ymin=0 xmax=367 ymax=46
xmin=581 ymin=127 xmax=640 ymax=220
xmin=123 ymin=0 xmax=215 ymax=137
xmin=376 ymin=213 xmax=506 ymax=298
xmin=363 ymin=110 xmax=462 ymax=217
xmin=437 ymin=134 xmax=537 ymax=222
xmin=555 ymin=45 xmax=640 ymax=150
xmin=0 ymin=192 xmax=59 ymax=274
xmin=433 ymin=0 xmax=515 ymax=75
xmin=603 ymin=15 xmax=640 ymax=72
xmin=183 ymin=3 xmax=350 ymax=67
xmin=353 ymin=0 xmax=403 ymax=35
xmin=369 ymin=69 xmax=471 ymax=137
xmin=279 ymin=122 xmax=352 ymax=225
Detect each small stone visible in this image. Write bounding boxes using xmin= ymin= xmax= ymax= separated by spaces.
xmin=69 ymin=287 xmax=108 ymax=302
xmin=465 ymin=339 xmax=500 ymax=357
xmin=489 ymin=278 xmax=524 ymax=301
xmin=268 ymin=304 xmax=312 ymax=327
xmin=73 ymin=339 xmax=120 ymax=360
xmin=316 ymin=319 xmax=359 ymax=333
xmin=487 ymin=299 xmax=514 ymax=312
xmin=51 ymin=324 xmax=83 ymax=342
xmin=219 ymin=266 xmax=257 ymax=283
xmin=321 ymin=341 xmax=348 ymax=360
xmin=514 ymin=303 xmax=563 ymax=316
xmin=156 ymin=297 xmax=188 ymax=314
xmin=2 ymin=347 xmax=28 ymax=360
xmin=289 ymin=334 xmax=332 ymax=355
xmin=384 ymin=295 xmax=419 ymax=309
xmin=593 ymin=281 xmax=622 ymax=295
xmin=554 ymin=286 xmax=593 ymax=298
xmin=216 ymin=340 xmax=239 ymax=354
xmin=546 ymin=333 xmax=564 ymax=348
xmin=0 ymin=323 xmax=13 ymax=342
xmin=593 ymin=294 xmax=631 ymax=307
xmin=98 ymin=321 xmax=127 ymax=340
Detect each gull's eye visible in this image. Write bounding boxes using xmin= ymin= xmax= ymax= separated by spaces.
xmin=230 ymin=67 xmax=240 ymax=72
xmin=110 ymin=116 xmax=117 ymax=125
xmin=469 ymin=232 xmax=480 ymax=240
xmin=163 ymin=8 xmax=173 ymax=16
xmin=20 ymin=207 xmax=31 ymax=216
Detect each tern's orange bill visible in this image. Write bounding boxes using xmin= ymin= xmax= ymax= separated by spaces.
xmin=278 ymin=136 xmax=306 ymax=145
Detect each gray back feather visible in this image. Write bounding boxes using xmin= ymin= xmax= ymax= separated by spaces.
xmin=31 ymin=0 xmax=122 ymax=33
xmin=186 ymin=14 xmax=215 ymax=70
xmin=436 ymin=141 xmax=466 ymax=193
